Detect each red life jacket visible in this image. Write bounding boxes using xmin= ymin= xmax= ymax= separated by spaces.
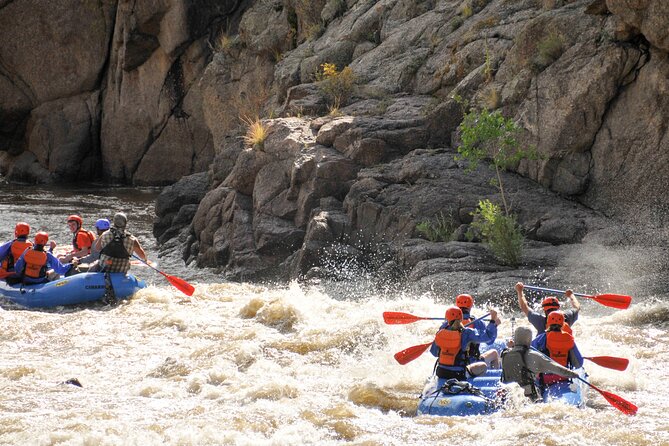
xmin=435 ymin=329 xmax=462 ymax=366
xmin=561 ymin=322 xmax=573 ymax=335
xmin=1 ymin=239 xmax=33 ymax=271
xmin=72 ymin=229 xmax=96 ymax=252
xmin=23 ymin=249 xmax=48 ymax=279
xmin=546 ymin=330 xmax=575 ymax=367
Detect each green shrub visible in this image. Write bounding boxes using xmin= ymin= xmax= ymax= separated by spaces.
xmin=533 ymin=32 xmax=564 ymax=71
xmin=468 ymin=200 xmax=523 ymax=265
xmin=450 ymin=17 xmax=464 ymax=31
xmin=416 ymin=212 xmax=456 ymax=242
xmin=454 ymin=100 xmax=537 ymax=266
xmin=316 ymin=62 xmax=356 ymax=110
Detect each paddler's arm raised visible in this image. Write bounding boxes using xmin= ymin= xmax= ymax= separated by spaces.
xmin=565 ymin=289 xmax=581 ymax=311
xmin=516 ymin=282 xmax=530 ymax=316
xmin=470 ymin=309 xmax=500 ymax=344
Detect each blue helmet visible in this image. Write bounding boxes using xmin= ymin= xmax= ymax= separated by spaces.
xmin=95 ymin=218 xmax=110 ymax=231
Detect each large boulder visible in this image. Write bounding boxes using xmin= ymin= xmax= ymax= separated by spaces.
xmin=100 ymin=0 xmax=224 ymax=184
xmin=0 ymin=0 xmax=115 ymax=173
xmin=154 ymin=171 xmax=210 ymax=242
xmin=607 ymin=0 xmax=669 ymax=52
xmin=21 ymin=92 xmax=102 ymax=182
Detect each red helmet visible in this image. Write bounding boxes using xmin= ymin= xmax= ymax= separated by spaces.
xmin=34 ymin=232 xmax=49 ymax=245
xmin=546 ymin=311 xmax=565 ymax=328
xmin=456 ymin=294 xmax=474 ymax=309
xmin=67 ymin=215 xmax=83 ymax=227
xmin=542 ymin=296 xmax=560 ymax=312
xmin=445 ymin=306 xmax=463 ymax=323
xmin=15 ymin=222 xmax=30 ymax=237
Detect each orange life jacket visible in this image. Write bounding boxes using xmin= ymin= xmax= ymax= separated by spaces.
xmin=435 ymin=329 xmax=462 ymax=366
xmin=561 ymin=322 xmax=573 ymax=335
xmin=72 ymin=229 xmax=96 ymax=252
xmin=23 ymin=249 xmax=48 ymax=279
xmin=1 ymin=239 xmax=33 ymax=271
xmin=546 ymin=330 xmax=575 ymax=367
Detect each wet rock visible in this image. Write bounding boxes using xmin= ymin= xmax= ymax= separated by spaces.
xmin=154 ymin=172 xmax=209 ymax=242
xmin=62 ymin=378 xmax=83 ymax=388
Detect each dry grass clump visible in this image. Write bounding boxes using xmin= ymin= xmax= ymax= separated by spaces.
xmin=241 ymin=115 xmax=268 ymax=150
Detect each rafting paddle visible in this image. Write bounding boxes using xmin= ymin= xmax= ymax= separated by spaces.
xmin=584 ymin=356 xmax=629 ymax=371
xmin=523 ymin=285 xmax=632 ymax=310
xmin=537 ymin=349 xmax=637 ymax=415
xmin=394 ymin=342 xmax=432 ymax=365
xmin=576 ymin=377 xmax=638 ymax=415
xmin=384 ymin=311 xmax=456 ymax=324
xmin=383 ymin=311 xmax=490 ymax=325
xmin=393 ymin=313 xmax=491 ymax=365
xmin=132 ymin=255 xmax=195 ymax=296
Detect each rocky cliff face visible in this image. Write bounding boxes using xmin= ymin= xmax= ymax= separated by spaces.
xmin=154 ymin=0 xmax=668 ymax=298
xmin=1 ymin=0 xmax=667 ymax=296
xmin=0 ymin=0 xmax=243 ymax=184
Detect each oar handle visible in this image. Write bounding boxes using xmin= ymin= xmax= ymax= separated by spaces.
xmin=524 ymin=285 xmax=591 ymax=298
xmin=132 ymin=254 xmax=162 ymax=275
xmin=465 ymin=312 xmax=491 ymax=327
xmin=426 ymin=317 xmax=491 ymax=322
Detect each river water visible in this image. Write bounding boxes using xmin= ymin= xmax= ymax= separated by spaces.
xmin=0 ymin=185 xmax=667 ymax=445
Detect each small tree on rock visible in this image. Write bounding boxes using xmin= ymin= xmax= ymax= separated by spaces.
xmin=455 ymin=99 xmax=536 ymax=265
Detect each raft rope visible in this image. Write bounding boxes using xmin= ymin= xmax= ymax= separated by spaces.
xmin=421 ymin=378 xmax=494 ymax=414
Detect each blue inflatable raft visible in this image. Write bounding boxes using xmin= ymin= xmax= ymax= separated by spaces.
xmin=416 ymin=367 xmax=588 ymax=416
xmin=417 ymin=369 xmax=503 ymax=416
xmin=541 ymin=368 xmax=588 ymax=407
xmin=0 ymin=272 xmax=146 ymax=308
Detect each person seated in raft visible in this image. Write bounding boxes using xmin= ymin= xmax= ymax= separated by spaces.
xmin=531 ymin=311 xmax=584 ymax=386
xmin=0 ymin=222 xmax=34 ymax=279
xmin=456 ymin=293 xmax=501 ymax=369
xmin=95 ymin=213 xmax=146 ymax=274
xmin=12 ymin=232 xmax=75 ymax=284
xmin=501 ymin=326 xmax=579 ymax=402
xmin=58 ymin=215 xmax=96 ymax=263
xmin=430 ymin=306 xmax=501 ymax=380
xmin=72 ymin=218 xmax=110 ymax=273
xmin=515 ymin=282 xmax=580 ymax=334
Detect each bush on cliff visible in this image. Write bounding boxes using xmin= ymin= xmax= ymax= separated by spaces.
xmin=316 ymin=62 xmax=356 ymax=112
xmin=456 ymin=105 xmax=536 ymax=214
xmin=467 ymin=200 xmax=523 ymax=266
xmin=416 ymin=212 xmax=456 ymax=242
xmin=455 ymin=102 xmax=535 ymax=265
